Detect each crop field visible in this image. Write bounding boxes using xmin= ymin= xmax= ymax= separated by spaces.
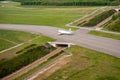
xmin=0 ymin=1 xmax=102 ymax=28
xmin=45 ymin=46 xmax=120 ymax=80
xmin=0 ymin=29 xmax=38 ymax=51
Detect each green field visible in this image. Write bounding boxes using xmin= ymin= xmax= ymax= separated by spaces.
xmin=0 ymin=29 xmax=38 ymax=51
xmin=89 ymin=30 xmax=120 ymax=40
xmin=0 ymin=1 xmax=102 ymax=28
xmin=45 ymin=46 xmax=120 ymax=80
xmin=0 ymin=39 xmax=15 ymax=51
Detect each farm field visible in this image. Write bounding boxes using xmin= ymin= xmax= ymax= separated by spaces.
xmin=45 ymin=46 xmax=120 ymax=80
xmin=0 ymin=29 xmax=38 ymax=51
xmin=0 ymin=1 xmax=103 ymax=28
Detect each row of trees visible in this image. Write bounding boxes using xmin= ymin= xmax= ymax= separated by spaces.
xmin=10 ymin=0 xmax=120 ymax=6
xmin=0 ymin=44 xmax=55 ymax=78
xmin=21 ymin=1 xmax=109 ymax=6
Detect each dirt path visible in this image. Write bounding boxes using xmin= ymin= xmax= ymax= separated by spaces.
xmin=32 ymin=54 xmax=71 ymax=80
xmin=1 ymin=47 xmax=65 ymax=80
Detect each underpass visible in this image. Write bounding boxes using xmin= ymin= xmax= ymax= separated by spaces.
xmin=0 ymin=24 xmax=120 ymax=58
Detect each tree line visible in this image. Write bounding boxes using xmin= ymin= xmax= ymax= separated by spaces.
xmin=9 ymin=0 xmax=120 ymax=6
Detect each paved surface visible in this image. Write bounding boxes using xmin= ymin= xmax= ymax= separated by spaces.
xmin=0 ymin=24 xmax=120 ymax=58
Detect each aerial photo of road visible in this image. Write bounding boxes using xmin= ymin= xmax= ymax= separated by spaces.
xmin=0 ymin=0 xmax=120 ymax=80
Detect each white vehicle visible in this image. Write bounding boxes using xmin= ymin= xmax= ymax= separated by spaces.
xmin=58 ymin=28 xmax=73 ymax=35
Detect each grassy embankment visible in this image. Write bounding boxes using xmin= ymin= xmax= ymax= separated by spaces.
xmin=89 ymin=12 xmax=120 ymax=40
xmin=0 ymin=1 xmax=102 ymax=29
xmin=45 ymin=46 xmax=120 ymax=80
xmin=89 ymin=30 xmax=120 ymax=40
xmin=0 ymin=30 xmax=55 ymax=78
xmin=104 ymin=13 xmax=120 ymax=32
xmin=80 ymin=9 xmax=116 ymax=27
xmin=0 ymin=29 xmax=55 ymax=56
xmin=0 ymin=29 xmax=37 ymax=51
xmin=0 ymin=44 xmax=55 ymax=78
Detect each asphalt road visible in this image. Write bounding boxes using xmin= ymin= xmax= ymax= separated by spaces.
xmin=0 ymin=24 xmax=120 ymax=58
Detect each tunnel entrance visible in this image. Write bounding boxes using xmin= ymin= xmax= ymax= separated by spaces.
xmin=56 ymin=44 xmax=69 ymax=47
xmin=48 ymin=42 xmax=74 ymax=48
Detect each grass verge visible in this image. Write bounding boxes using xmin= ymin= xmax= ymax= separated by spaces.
xmin=0 ymin=29 xmax=38 ymax=51
xmin=0 ymin=39 xmax=15 ymax=51
xmin=45 ymin=46 xmax=120 ymax=80
xmin=88 ymin=30 xmax=120 ymax=40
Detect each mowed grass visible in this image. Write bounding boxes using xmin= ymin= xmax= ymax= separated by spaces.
xmin=89 ymin=30 xmax=120 ymax=40
xmin=0 ymin=29 xmax=38 ymax=51
xmin=0 ymin=39 xmax=15 ymax=51
xmin=45 ymin=46 xmax=120 ymax=80
xmin=0 ymin=1 xmax=102 ymax=28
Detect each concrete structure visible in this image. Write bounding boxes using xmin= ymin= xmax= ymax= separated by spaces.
xmin=115 ymin=8 xmax=120 ymax=12
xmin=48 ymin=42 xmax=74 ymax=48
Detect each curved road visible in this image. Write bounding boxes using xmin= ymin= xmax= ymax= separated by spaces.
xmin=0 ymin=24 xmax=120 ymax=58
